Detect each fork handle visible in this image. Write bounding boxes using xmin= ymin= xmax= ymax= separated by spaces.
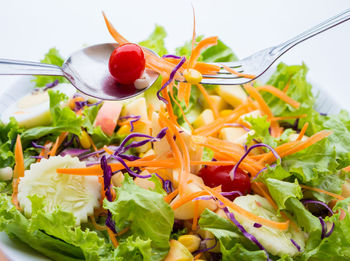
xmin=271 ymin=8 xmax=350 ymax=56
xmin=0 ymin=58 xmax=64 ymax=76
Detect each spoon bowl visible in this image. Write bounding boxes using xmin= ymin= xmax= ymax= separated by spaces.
xmin=0 ymin=43 xmax=160 ymax=100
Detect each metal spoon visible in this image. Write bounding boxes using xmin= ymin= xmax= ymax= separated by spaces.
xmin=0 ymin=43 xmax=160 ymax=100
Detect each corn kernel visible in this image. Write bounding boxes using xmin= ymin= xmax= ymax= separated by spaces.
xmin=178 ymin=235 xmax=201 ymax=253
xmin=183 ymin=69 xmax=202 ymax=85
xmin=116 ymin=125 xmax=131 ymax=136
xmin=79 ymin=131 xmax=91 ymax=149
xmin=219 ymin=109 xmax=233 ymax=117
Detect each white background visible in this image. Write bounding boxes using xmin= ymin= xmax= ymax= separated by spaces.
xmin=0 ymin=0 xmax=349 ymax=259
xmin=0 ymin=0 xmax=349 ymax=109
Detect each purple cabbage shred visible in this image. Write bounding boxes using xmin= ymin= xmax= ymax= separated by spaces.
xmin=157 ymin=56 xmax=186 ymax=104
xmin=43 ymin=79 xmax=59 ymax=91
xmin=119 ymin=115 xmax=141 ymax=132
xmin=253 ymin=223 xmax=262 ymax=228
xmin=229 ymin=143 xmax=280 ymax=180
xmin=290 ymin=239 xmax=301 ymax=252
xmin=31 ymin=141 xmax=45 ymax=149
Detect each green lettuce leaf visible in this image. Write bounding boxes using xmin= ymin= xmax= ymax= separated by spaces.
xmin=198 ymin=209 xmax=268 ymax=261
xmin=104 ymin=174 xmax=174 ymax=261
xmin=262 ymin=63 xmax=315 ymax=120
xmin=114 ymin=236 xmax=152 ymax=261
xmin=265 ymin=178 xmax=303 ymax=211
xmin=300 ymin=199 xmax=350 ymax=260
xmin=139 ymin=25 xmax=168 ymax=57
xmin=0 ymin=194 xmax=113 ymax=261
xmin=32 ymin=48 xmax=69 ymax=87
xmin=282 ymin=139 xmax=337 ymax=183
xmin=21 ymin=90 xmax=83 ymax=145
xmin=0 ymin=118 xmax=22 ymax=168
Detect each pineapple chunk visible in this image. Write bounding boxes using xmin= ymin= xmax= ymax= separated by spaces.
xmin=217 ymin=85 xmax=247 ymax=107
xmin=193 ymin=109 xmax=215 ymax=129
xmin=219 ymin=127 xmax=247 ymax=143
xmin=152 ymin=112 xmax=171 ymax=158
xmin=122 ymin=97 xmax=151 ymax=153
xmin=164 ymin=240 xmax=193 ymax=261
xmin=134 ymin=170 xmax=155 ymax=190
xmin=201 ymin=95 xmax=230 ymax=111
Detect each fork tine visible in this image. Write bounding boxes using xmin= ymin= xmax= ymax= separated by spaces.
xmin=216 ymin=61 xmax=243 ymax=69
xmin=200 ymin=77 xmax=253 ymax=85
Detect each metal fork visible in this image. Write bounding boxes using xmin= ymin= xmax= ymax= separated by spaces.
xmin=200 ymin=8 xmax=350 ymax=85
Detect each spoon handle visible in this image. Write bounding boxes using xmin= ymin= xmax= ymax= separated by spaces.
xmin=0 ymin=58 xmax=64 ymax=76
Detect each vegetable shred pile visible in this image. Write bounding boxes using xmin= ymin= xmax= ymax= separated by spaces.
xmin=1 ymin=13 xmax=350 ymax=261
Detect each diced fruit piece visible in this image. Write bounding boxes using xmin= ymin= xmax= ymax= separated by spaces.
xmin=164 ymin=240 xmax=193 ymax=261
xmin=219 ymin=127 xmax=247 ymax=143
xmin=233 ymin=195 xmax=307 ymax=257
xmin=134 ymin=170 xmax=155 ymax=190
xmin=220 ymin=109 xmax=233 ymax=117
xmin=193 ymin=109 xmax=215 ymax=129
xmin=178 ymin=235 xmax=201 ymax=252
xmin=122 ymin=97 xmax=150 ymax=153
xmin=217 ymin=85 xmax=247 ymax=107
xmin=152 ymin=112 xmax=171 ymax=157
xmin=197 ymin=230 xmax=220 ymax=253
xmin=179 ymin=131 xmax=204 ymax=173
xmin=238 ymin=110 xmax=262 ymax=126
xmin=94 ymin=101 xmax=123 ymax=136
xmin=235 ymin=130 xmax=255 ymax=146
xmin=17 ymin=156 xmax=101 ymax=225
xmin=170 ymin=182 xmax=217 ymax=220
xmin=201 ymin=95 xmax=230 ymax=111
xmin=289 ymin=133 xmax=308 ymax=142
xmin=172 ymin=172 xmax=204 ymax=188
xmin=198 ymin=165 xmax=251 ymax=200
xmin=109 ymin=43 xmax=145 ymax=85
xmin=111 ymin=172 xmax=124 ymax=187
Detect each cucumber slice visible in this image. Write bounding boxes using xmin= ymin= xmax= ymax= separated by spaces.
xmin=18 ymin=156 xmax=101 ymax=225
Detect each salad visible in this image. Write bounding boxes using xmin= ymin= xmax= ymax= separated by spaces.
xmin=1 ymin=13 xmax=350 ymax=261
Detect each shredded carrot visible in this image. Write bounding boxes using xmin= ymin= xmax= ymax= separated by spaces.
xmin=243 ymin=84 xmax=273 ymax=118
xmin=196 ymin=83 xmax=219 ymax=118
xmin=222 ymin=64 xmax=255 ymax=79
xmin=171 ymin=190 xmax=209 ymax=210
xmin=200 ymin=184 xmax=290 ymax=230
xmin=103 ymin=145 xmax=114 ymax=155
xmin=194 ymin=103 xmax=251 ymax=136
xmin=343 ymin=166 xmax=350 ymax=172
xmin=98 ymin=176 xmax=105 ymax=205
xmin=102 ymin=12 xmax=128 ymax=44
xmin=164 ymin=189 xmax=179 ymax=203
xmin=188 ymin=36 xmax=218 ymax=68
xmin=251 ymin=182 xmax=278 ymax=209
xmin=283 ymin=79 xmax=291 ymax=93
xmin=107 ymin=228 xmax=119 ymax=248
xmin=116 ymin=227 xmax=130 ymax=237
xmin=183 ymin=81 xmax=192 ymax=107
xmin=194 ymin=62 xmax=220 ymax=74
xmin=161 ymin=82 xmax=179 ymax=126
xmin=49 ymin=132 xmax=68 ymax=156
xmin=12 ymin=135 xmax=24 ymax=209
xmin=89 ymin=215 xmax=107 ymax=231
xmin=192 ymin=200 xmax=199 ymax=231
xmin=256 ymin=85 xmax=300 ymax=108
xmin=297 ymin=122 xmax=309 ymax=141
xmin=57 ymin=158 xmax=177 ymax=176
xmin=160 ymin=112 xmax=191 ymax=197
xmin=300 ymin=184 xmax=345 ymax=200
xmin=194 ymin=252 xmax=203 ymax=260
xmin=271 ymin=114 xmax=307 ymax=121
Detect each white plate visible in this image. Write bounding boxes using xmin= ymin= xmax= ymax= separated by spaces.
xmin=0 ymin=72 xmax=343 ymax=261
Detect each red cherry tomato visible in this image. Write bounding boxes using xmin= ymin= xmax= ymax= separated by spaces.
xmin=108 ymin=43 xmax=145 ymax=85
xmin=198 ymin=165 xmax=251 ymax=200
